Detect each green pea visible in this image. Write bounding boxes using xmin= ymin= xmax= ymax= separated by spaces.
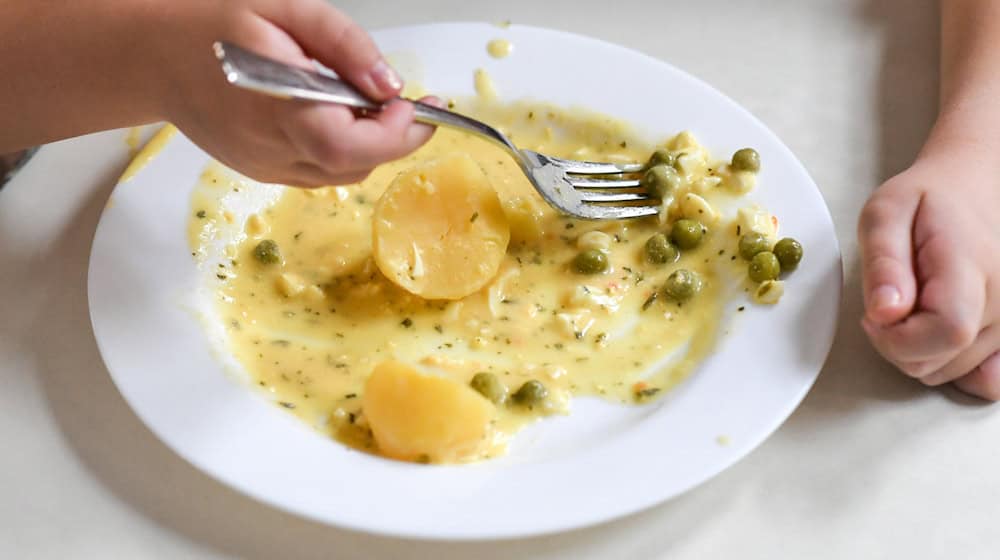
xmin=749 ymin=251 xmax=781 ymax=283
xmin=738 ymin=232 xmax=771 ymax=261
xmin=470 ymin=372 xmax=507 ymax=404
xmin=670 ymin=219 xmax=705 ymax=250
xmin=647 ymin=148 xmax=677 ymax=169
xmin=663 ymin=269 xmax=702 ymax=302
xmin=253 ymin=239 xmax=281 ymax=265
xmin=572 ymin=249 xmax=609 ymax=274
xmin=641 ymin=164 xmax=682 ymax=199
xmin=644 ymin=233 xmax=679 ymax=265
xmin=773 ymin=237 xmax=803 ymax=270
xmin=512 ymin=380 xmax=548 ymax=407
xmin=731 ymin=148 xmax=761 ymax=172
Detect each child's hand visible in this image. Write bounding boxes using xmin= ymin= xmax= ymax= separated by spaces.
xmin=859 ymin=140 xmax=1000 ymax=400
xmin=155 ymin=0 xmax=436 ymax=186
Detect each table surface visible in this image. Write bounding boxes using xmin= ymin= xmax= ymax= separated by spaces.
xmin=4 ymin=1 xmax=998 ymax=558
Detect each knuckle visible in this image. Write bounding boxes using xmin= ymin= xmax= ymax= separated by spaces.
xmin=305 ymin=133 xmax=350 ymax=168
xmin=901 ymin=361 xmax=933 ymax=378
xmin=342 ymin=23 xmax=371 ymax=51
xmin=972 ymin=373 xmax=1000 ymax=402
xmin=942 ymin=316 xmax=978 ymax=348
xmin=872 ymin=341 xmax=912 ymax=374
xmin=284 ymin=110 xmax=355 ymax=167
xmin=328 ymin=19 xmax=373 ymax=60
xmin=864 ymin=329 xmax=894 ymax=359
xmin=225 ymin=12 xmax=301 ymax=62
xmin=984 ymin=353 xmax=1000 ymax=375
xmin=858 ymin=198 xmax=898 ymax=236
xmin=863 ymin=254 xmax=902 ymax=278
xmin=875 ymin=331 xmax=905 ymax=360
xmin=918 ymin=235 xmax=951 ymax=265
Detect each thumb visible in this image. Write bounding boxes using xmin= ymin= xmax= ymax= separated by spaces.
xmin=258 ymin=0 xmax=402 ymax=101
xmin=857 ymin=184 xmax=921 ymax=326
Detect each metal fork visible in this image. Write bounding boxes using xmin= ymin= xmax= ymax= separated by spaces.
xmin=213 ymin=41 xmax=657 ymax=219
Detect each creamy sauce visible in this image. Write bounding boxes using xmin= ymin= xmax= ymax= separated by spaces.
xmin=125 ymin=127 xmax=143 ymax=156
xmin=188 ymin=101 xmax=757 ymax=463
xmin=487 ymin=39 xmax=514 ymax=59
xmin=473 ymin=69 xmax=498 ymax=100
xmin=120 ymin=124 xmax=177 ymax=182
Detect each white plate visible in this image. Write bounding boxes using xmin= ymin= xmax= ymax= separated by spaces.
xmin=88 ymin=23 xmax=841 ymax=540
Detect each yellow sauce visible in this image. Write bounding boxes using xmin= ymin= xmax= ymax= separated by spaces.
xmin=188 ymin=100 xmax=760 ymax=464
xmin=125 ymin=127 xmax=143 ymax=156
xmin=473 ymin=68 xmax=498 ymax=100
xmin=487 ymin=39 xmax=514 ymax=59
xmin=120 ymin=124 xmax=177 ymax=183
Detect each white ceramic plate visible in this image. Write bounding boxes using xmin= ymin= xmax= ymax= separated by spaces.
xmin=88 ymin=23 xmax=841 ymax=540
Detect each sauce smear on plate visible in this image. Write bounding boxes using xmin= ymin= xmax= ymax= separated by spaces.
xmin=188 ymin=100 xmax=776 ymax=463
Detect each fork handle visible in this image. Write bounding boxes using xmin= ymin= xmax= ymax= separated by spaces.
xmin=213 ymin=41 xmax=516 ymax=152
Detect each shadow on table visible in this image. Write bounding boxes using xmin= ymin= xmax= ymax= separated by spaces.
xmin=780 ymin=0 xmax=936 ymax=420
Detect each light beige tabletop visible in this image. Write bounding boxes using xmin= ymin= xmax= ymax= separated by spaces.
xmin=3 ymin=0 xmax=998 ymax=558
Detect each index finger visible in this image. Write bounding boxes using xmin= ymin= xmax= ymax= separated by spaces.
xmin=257 ymin=0 xmax=401 ymax=100
xmin=867 ymin=235 xmax=984 ymax=361
xmin=332 ymin=99 xmax=437 ymax=168
xmin=858 ymin=185 xmax=921 ymax=326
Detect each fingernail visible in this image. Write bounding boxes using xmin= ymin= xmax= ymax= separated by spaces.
xmin=871 ymin=285 xmax=901 ymax=311
xmin=370 ymin=60 xmax=403 ymax=94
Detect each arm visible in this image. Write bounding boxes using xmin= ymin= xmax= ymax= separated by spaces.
xmin=859 ymin=0 xmax=1000 ymax=400
xmin=0 ymin=1 xmax=165 ymax=151
xmin=0 ymin=0 xmax=435 ymax=185
xmin=925 ymin=0 xmax=1000 ymax=155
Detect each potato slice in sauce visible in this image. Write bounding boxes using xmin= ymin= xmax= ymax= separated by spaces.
xmin=364 ymin=361 xmax=496 ymax=463
xmin=372 ymin=154 xmax=510 ymax=300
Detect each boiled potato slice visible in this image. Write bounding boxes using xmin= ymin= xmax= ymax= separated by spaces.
xmin=364 ymin=361 xmax=495 ymax=463
xmin=737 ymin=205 xmax=778 ymax=240
xmin=726 ymin=170 xmax=757 ymax=194
xmin=679 ymin=193 xmax=719 ymax=224
xmin=372 ymin=154 xmax=510 ymax=300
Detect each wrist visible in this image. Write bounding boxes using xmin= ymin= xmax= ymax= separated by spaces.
xmin=83 ymin=0 xmax=175 ymax=123
xmin=127 ymin=0 xmax=198 ymax=123
xmin=143 ymin=0 xmax=247 ymax=126
xmin=918 ymin=100 xmax=1000 ymax=169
